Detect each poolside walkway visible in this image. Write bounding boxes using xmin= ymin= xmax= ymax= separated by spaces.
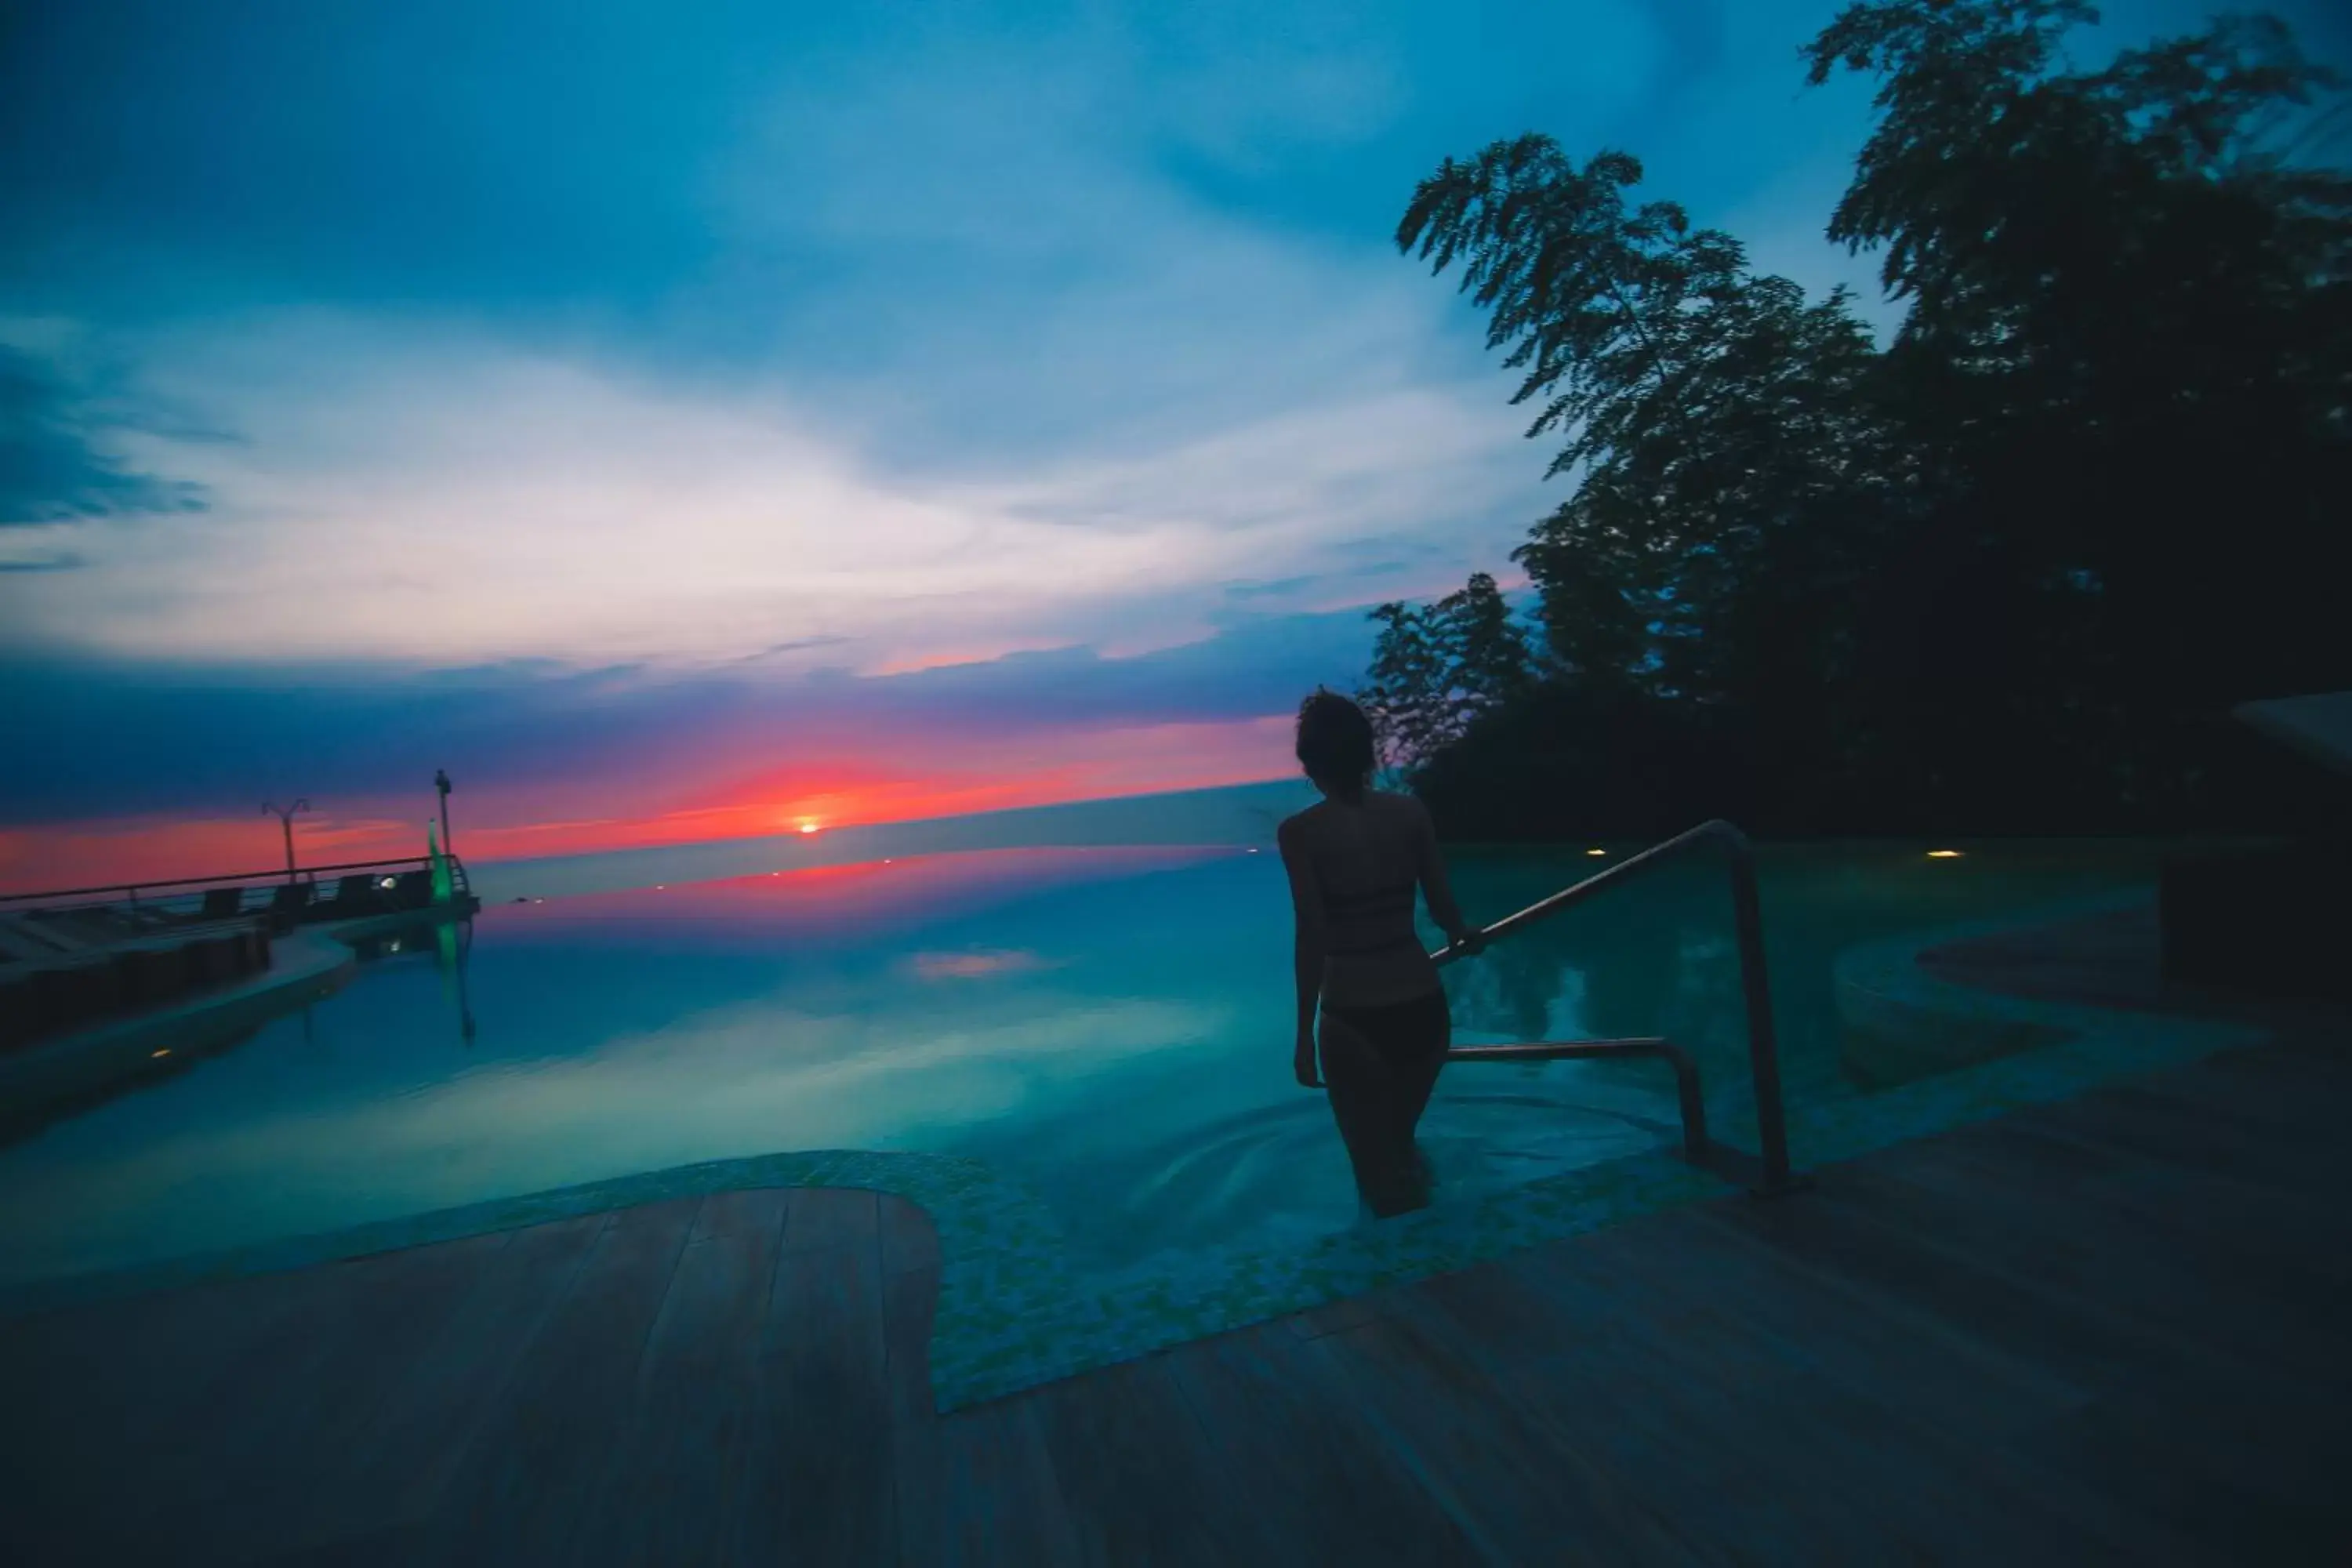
xmin=3 ymin=909 xmax=2348 ymax=1566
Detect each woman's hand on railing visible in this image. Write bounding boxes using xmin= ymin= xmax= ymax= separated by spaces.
xmin=1443 ymin=927 xmax=1487 ymax=959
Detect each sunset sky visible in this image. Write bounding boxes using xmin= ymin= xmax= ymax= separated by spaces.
xmin=5 ymin=0 xmax=2347 ymax=890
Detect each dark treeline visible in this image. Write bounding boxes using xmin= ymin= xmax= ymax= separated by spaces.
xmin=1359 ymin=0 xmax=2351 ymax=841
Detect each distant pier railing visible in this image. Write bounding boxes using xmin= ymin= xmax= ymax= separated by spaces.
xmin=1 ymin=854 xmax=478 ymax=1054
xmin=0 ymin=853 xmax=474 ymax=924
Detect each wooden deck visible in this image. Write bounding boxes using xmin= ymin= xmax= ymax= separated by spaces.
xmin=3 ymin=913 xmax=2348 ymax=1566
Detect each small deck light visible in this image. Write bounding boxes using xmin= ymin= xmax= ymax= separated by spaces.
xmin=1586 ymin=848 xmax=1608 ymax=857
xmin=151 ymin=1048 xmax=170 ymax=1059
xmin=379 ymin=876 xmax=398 ymax=890
xmin=1926 ymin=849 xmax=1964 ymax=859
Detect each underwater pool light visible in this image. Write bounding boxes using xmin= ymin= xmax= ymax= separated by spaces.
xmin=151 ymin=1048 xmax=170 ymax=1059
xmin=1586 ymin=848 xmax=1608 ymax=857
xmin=1926 ymin=849 xmax=1964 ymax=859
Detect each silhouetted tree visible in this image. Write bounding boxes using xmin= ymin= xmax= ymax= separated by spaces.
xmin=1378 ymin=0 xmax=2351 ymax=840
xmin=1358 ymin=572 xmax=1534 ymax=780
xmin=1810 ymin=0 xmax=2352 ymax=823
xmin=1357 ymin=601 xmax=1451 ymax=775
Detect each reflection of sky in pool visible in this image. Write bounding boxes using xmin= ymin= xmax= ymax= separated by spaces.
xmin=0 ymin=835 xmax=2165 ymax=1290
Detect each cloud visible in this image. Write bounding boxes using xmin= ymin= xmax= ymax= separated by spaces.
xmin=0 ymin=312 xmax=1540 ymax=673
xmin=0 ymin=342 xmax=208 ymax=528
xmin=0 ymin=524 xmax=87 ymax=572
xmin=0 ymin=595 xmax=1381 ymax=828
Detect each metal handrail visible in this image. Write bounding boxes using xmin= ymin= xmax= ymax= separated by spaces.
xmin=0 ymin=854 xmax=452 ymax=907
xmin=1434 ymin=819 xmax=1802 ymax=1197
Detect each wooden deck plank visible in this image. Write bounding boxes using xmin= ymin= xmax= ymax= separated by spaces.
xmin=1 ymin=1261 xmax=368 ymax=1566
xmin=911 ymin=1396 xmax=1083 ymax=1568
xmin=877 ymin=1196 xmax=950 ymax=1566
xmin=1607 ymin=1202 xmax=2094 ymax=1436
xmin=250 ymin=1519 xmax=438 ymax=1566
xmin=2131 ymin=1043 xmax=2352 ymax=1120
xmin=782 ymin=1185 xmax=879 ymax=1254
xmin=2018 ymin=1076 xmax=2347 ymax=1197
xmin=1907 ymin=1106 xmax=2350 ymax=1240
xmin=1896 ymin=1094 xmax=2352 ymax=1258
xmin=727 ymin=1206 xmax=895 ymax=1564
xmin=339 ymin=1213 xmax=609 ymax=1527
xmin=1644 ymin=1200 xmax=2200 ymax=1561
xmin=423 ymin=1196 xmax=699 ymax=1563
xmin=1280 ymin=1288 xmax=1387 ymax=1341
xmin=1306 ymin=1304 xmax=1709 ymax=1567
xmin=878 ymin=1191 xmax=940 ymax=1280
xmin=1 ymin=1245 xmax=367 ymax=1472
xmin=690 ymin=1185 xmax=793 ymax=1245
xmin=572 ymin=1210 xmax=787 ymax=1567
xmin=2014 ymin=1387 xmax=2350 ymax=1564
xmin=1027 ymin=1351 xmax=1286 ymax=1566
xmin=1571 ymin=1222 xmax=2185 ymax=1566
xmin=1795 ymin=1133 xmax=2352 ymax=1388
xmin=879 ymin=1203 xmax=941 ymax=1429
xmin=1427 ymin=1242 xmax=1972 ymax=1564
xmin=1159 ymin=1319 xmax=1483 ymax=1566
xmin=1690 ymin=1173 xmax=2352 ymax=1546
xmin=142 ymin=1229 xmax=521 ymax=1563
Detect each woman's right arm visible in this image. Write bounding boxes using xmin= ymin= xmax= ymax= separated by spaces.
xmin=1411 ymin=799 xmax=1479 ymax=949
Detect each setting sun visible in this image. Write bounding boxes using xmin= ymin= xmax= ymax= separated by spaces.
xmin=798 ymin=822 xmax=821 ymax=835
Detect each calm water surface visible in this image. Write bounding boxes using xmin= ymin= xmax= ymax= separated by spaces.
xmin=0 ymin=833 xmax=2165 ymax=1289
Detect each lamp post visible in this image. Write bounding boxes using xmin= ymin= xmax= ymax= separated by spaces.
xmin=435 ymin=770 xmax=453 ymax=858
xmin=263 ymin=799 xmax=311 ymax=881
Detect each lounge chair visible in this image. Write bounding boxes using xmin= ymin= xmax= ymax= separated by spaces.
xmin=325 ymin=874 xmax=384 ymax=916
xmin=267 ymin=883 xmax=314 ymax=930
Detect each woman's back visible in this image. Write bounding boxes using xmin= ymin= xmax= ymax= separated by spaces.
xmin=1285 ymin=789 xmax=1456 ymax=1008
xmin=1279 ymin=690 xmax=1478 ymax=1218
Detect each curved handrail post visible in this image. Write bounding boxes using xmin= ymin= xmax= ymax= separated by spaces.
xmin=1721 ymin=828 xmax=1798 ymax=1196
xmin=1447 ymin=1036 xmax=1711 ymax=1167
xmin=1433 ymin=818 xmax=1804 ymax=1198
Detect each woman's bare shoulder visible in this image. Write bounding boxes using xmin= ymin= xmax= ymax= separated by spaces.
xmin=1276 ymin=800 xmax=1328 ymax=843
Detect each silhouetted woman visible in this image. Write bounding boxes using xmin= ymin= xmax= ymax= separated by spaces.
xmin=1278 ymin=690 xmax=1481 ymax=1218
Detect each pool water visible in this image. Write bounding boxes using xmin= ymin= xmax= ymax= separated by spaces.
xmin=0 ymin=837 xmax=2168 ymax=1292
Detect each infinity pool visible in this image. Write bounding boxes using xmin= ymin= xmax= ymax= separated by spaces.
xmin=0 ymin=837 xmax=2167 ymax=1291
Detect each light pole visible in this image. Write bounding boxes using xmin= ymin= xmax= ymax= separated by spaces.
xmin=434 ymin=770 xmax=453 ymax=858
xmin=263 ymin=799 xmax=310 ymax=881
